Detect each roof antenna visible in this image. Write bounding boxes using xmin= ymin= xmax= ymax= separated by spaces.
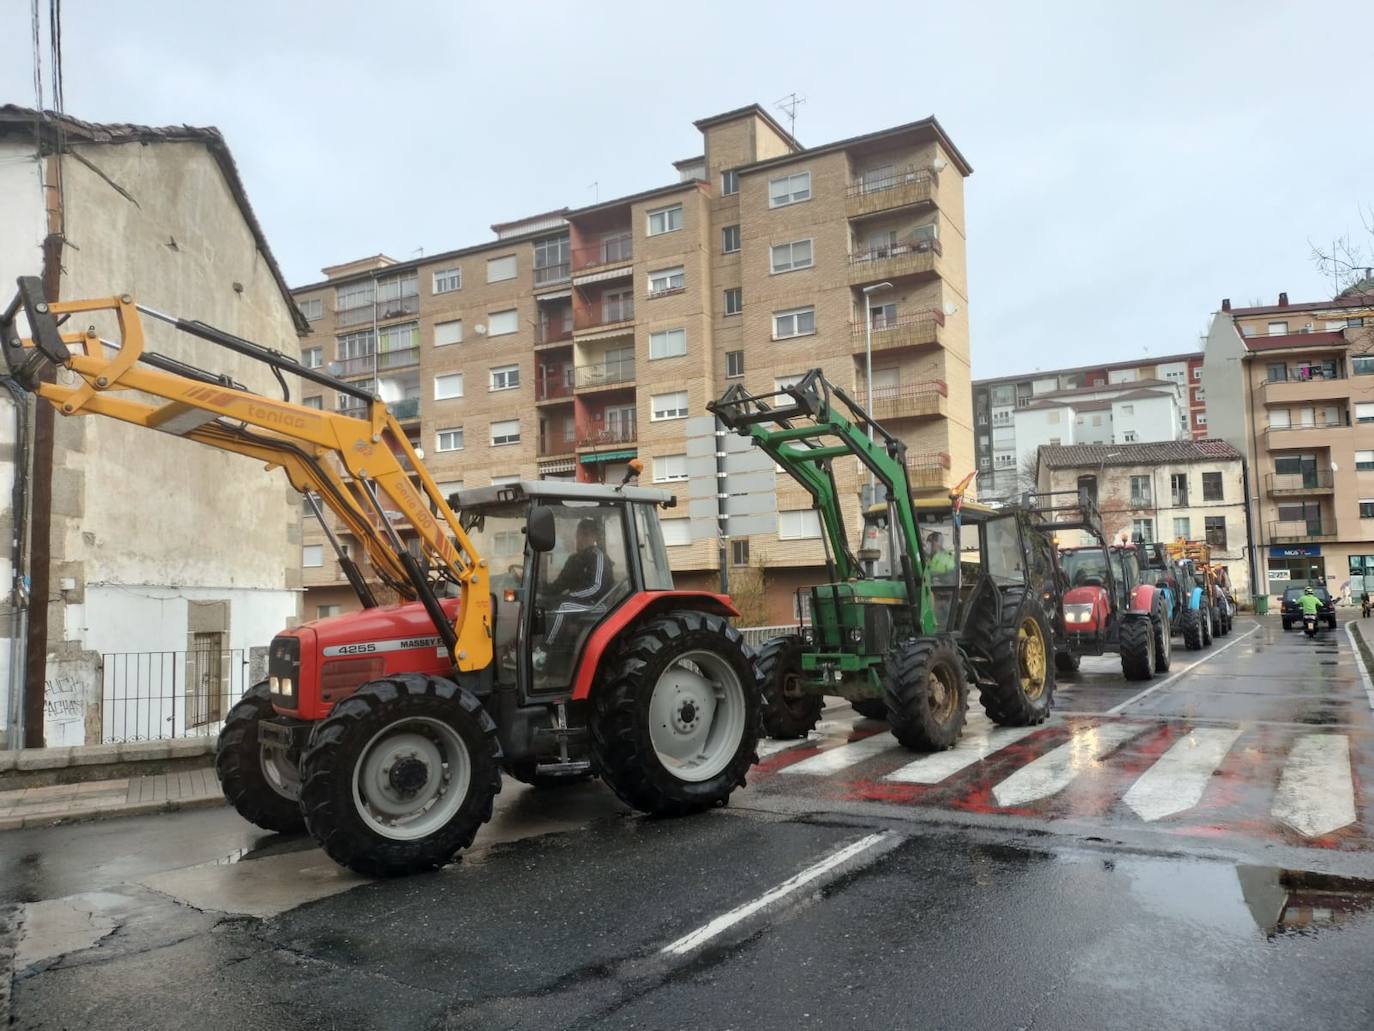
xmin=775 ymin=93 xmax=806 ymax=138
xmin=588 ymin=181 xmax=599 ymax=203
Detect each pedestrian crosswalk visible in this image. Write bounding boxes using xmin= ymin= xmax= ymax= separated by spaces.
xmin=751 ymin=708 xmax=1369 ymax=846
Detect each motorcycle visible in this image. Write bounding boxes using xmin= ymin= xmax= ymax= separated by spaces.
xmin=1303 ymin=612 xmax=1319 ymax=638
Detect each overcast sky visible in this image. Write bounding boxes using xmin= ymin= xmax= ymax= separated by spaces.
xmin=3 ymin=1 xmax=1371 ymax=376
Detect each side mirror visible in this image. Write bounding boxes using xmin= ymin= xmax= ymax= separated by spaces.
xmin=527 ymin=505 xmax=556 ymax=553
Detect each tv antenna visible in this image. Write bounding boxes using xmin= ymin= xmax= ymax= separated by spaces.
xmin=775 ymin=93 xmax=806 ymax=137
xmin=588 ymin=181 xmax=599 ymax=203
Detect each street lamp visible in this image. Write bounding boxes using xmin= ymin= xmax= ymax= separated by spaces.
xmin=862 ymin=281 xmax=894 ymax=506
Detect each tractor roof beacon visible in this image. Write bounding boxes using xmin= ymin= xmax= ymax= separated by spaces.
xmin=708 ymin=369 xmax=1062 ymax=755
xmin=1 ymin=277 xmax=763 ymax=877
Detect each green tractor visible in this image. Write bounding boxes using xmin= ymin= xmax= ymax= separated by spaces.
xmin=708 ymin=370 xmax=1061 ymax=752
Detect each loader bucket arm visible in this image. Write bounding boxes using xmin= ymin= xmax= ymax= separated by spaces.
xmin=0 ymin=276 xmax=492 ymax=672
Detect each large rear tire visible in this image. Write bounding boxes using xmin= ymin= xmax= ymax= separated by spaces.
xmin=1181 ymin=605 xmax=1204 ymax=650
xmin=215 ymin=682 xmax=305 ymax=835
xmin=1152 ymin=602 xmax=1172 ymax=673
xmin=850 ymin=697 xmax=888 ymax=720
xmin=883 ymin=636 xmax=969 ymax=752
xmin=590 ymin=611 xmax=760 ymax=817
xmin=299 ymin=675 xmax=501 ymax=877
xmin=1120 ymin=617 xmax=1155 ymax=681
xmin=756 ymin=634 xmax=822 ymax=739
xmin=971 ymin=588 xmax=1055 ymax=726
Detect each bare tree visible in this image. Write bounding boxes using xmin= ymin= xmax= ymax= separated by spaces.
xmin=1310 ymin=205 xmax=1374 ymax=295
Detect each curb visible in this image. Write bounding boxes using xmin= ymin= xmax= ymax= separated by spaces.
xmin=0 ymin=792 xmax=226 ymax=832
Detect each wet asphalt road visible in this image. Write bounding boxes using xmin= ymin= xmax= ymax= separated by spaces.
xmin=4 ymin=615 xmax=1374 ymax=1029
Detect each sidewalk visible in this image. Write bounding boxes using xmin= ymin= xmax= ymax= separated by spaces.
xmin=0 ymin=768 xmax=224 ymax=831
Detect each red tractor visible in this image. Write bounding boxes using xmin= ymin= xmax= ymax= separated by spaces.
xmin=1029 ymin=492 xmax=1171 ymax=681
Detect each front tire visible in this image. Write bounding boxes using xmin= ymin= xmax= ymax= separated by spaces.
xmin=215 ymin=682 xmax=305 ymax=834
xmin=851 ymin=697 xmax=888 ymax=720
xmin=590 ymin=611 xmax=760 ymax=817
xmin=971 ymin=588 xmax=1055 ymax=726
xmin=1120 ymin=617 xmax=1155 ymax=681
xmin=883 ymin=636 xmax=969 ymax=752
xmin=299 ymin=675 xmax=501 ymax=877
xmin=756 ymin=634 xmax=822 ymax=739
xmin=1181 ymin=606 xmax=1205 ymax=649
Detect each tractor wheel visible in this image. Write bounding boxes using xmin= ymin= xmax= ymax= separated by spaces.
xmin=851 ymin=698 xmax=888 ymax=720
xmin=883 ymin=636 xmax=968 ymax=752
xmin=299 ymin=675 xmax=501 ymax=877
xmin=1181 ymin=606 xmax=1204 ymax=650
xmin=1120 ymin=617 xmax=1155 ymax=681
xmin=1152 ymin=602 xmax=1173 ymax=673
xmin=503 ymin=760 xmax=596 ymax=789
xmin=972 ymin=588 xmax=1055 ymax=726
xmin=215 ymin=682 xmax=305 ymax=835
xmin=1201 ymin=606 xmax=1214 ymax=646
xmin=756 ymin=634 xmax=822 ymax=739
xmin=589 ymin=611 xmax=760 ymax=817
xmin=1054 ymin=651 xmax=1081 ymax=675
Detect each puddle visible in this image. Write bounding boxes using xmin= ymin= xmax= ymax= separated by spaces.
xmin=1239 ymin=867 xmax=1374 ymax=938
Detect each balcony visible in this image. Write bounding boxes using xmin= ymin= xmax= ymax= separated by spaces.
xmin=906 ymin=451 xmax=951 ymax=490
xmin=534 ymin=262 xmax=571 ymax=288
xmin=846 ymin=167 xmax=936 ymax=218
xmin=1269 ymin=520 xmax=1337 ymax=544
xmin=1262 ymin=416 xmax=1347 ymax=448
xmin=335 ymin=303 xmax=374 ymax=329
xmin=335 ymin=347 xmax=420 ymax=379
xmin=535 ymin=373 xmax=574 ymax=403
xmin=850 ymin=309 xmax=945 ymax=355
xmin=855 ymin=380 xmax=948 ymax=421
xmin=390 ymin=397 xmax=420 ymax=421
xmin=538 ymin=436 xmax=576 ymax=458
xmin=1266 ymin=469 xmax=1335 ymax=495
xmin=1258 ymin=369 xmax=1348 ymax=403
xmin=575 ymin=299 xmax=635 ymax=334
xmin=535 ymin=320 xmax=573 ymax=347
xmin=572 ymin=234 xmax=633 ymax=275
xmin=574 ymin=360 xmax=635 ymax=392
xmin=578 ymin=423 xmax=638 ymax=448
xmin=848 ymin=238 xmax=943 ymax=285
xmin=376 ymin=294 xmax=420 ymax=321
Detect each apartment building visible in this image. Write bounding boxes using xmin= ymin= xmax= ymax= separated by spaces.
xmin=1035 ymin=440 xmax=1251 ymax=603
xmin=974 ymin=352 xmax=1205 ymax=499
xmin=292 ymin=104 xmax=974 ymax=624
xmin=1203 ymin=288 xmax=1374 ymax=603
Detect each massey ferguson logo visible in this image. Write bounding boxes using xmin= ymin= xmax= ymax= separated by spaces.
xmin=322 ymin=636 xmax=443 ymax=657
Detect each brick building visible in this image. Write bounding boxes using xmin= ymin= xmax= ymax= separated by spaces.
xmin=292 ymin=103 xmax=974 ymax=624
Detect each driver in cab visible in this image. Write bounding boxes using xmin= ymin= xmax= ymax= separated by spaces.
xmin=926 ymin=531 xmax=957 ymax=584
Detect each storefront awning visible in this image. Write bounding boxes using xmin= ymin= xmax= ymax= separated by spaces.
xmin=579 ymin=448 xmax=637 ymax=465
xmin=537 ymin=457 xmax=576 ymax=473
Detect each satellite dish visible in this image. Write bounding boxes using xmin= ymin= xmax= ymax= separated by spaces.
xmin=326 ymin=362 xmax=342 ymax=375
xmin=932 ymin=157 xmax=948 ymax=173
xmin=475 ymin=324 xmax=487 ymax=336
xmin=942 ymin=303 xmax=960 ymax=318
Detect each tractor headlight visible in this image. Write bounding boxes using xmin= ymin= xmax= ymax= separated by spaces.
xmin=279 ymin=677 xmax=295 ymax=699
xmin=800 ymin=627 xmax=815 ymax=646
xmin=1064 ymin=603 xmax=1094 ymax=625
xmin=269 ymin=676 xmax=279 ymax=693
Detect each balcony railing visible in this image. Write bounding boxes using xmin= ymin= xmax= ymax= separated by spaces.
xmin=906 ymin=451 xmax=951 ymax=488
xmin=535 ymin=320 xmax=573 ymax=345
xmin=538 ymin=436 xmax=577 ymax=457
xmin=334 ymin=347 xmax=420 ymax=378
xmin=574 ymin=360 xmax=635 ymax=390
xmin=1263 ymin=416 xmax=1346 ymax=435
xmin=846 ymin=167 xmax=936 ymax=216
xmin=854 ymin=380 xmax=948 ymax=420
xmin=578 ymin=423 xmax=638 ymax=447
xmin=572 ymin=233 xmax=633 ymax=273
xmin=534 ymin=261 xmax=571 ymax=287
xmin=576 ymin=299 xmax=635 ymax=331
xmin=335 ymin=304 xmax=374 ymax=328
xmin=334 ymin=294 xmax=420 ymax=327
xmin=390 ymin=397 xmax=420 ymax=421
xmin=1270 ymin=519 xmax=1336 ymax=543
xmin=1266 ymin=469 xmax=1335 ymax=494
xmin=535 ymin=373 xmax=574 ymax=402
xmin=848 ymin=238 xmax=943 ymax=283
xmin=850 ymin=309 xmax=945 ymax=353
xmin=1129 ymin=495 xmax=1153 ymax=509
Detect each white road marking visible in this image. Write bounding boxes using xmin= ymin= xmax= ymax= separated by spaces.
xmin=991 ymin=722 xmax=1145 ymax=807
xmin=1106 ymin=624 xmax=1260 ymax=715
xmin=661 ymin=832 xmax=892 ymax=956
xmin=756 ymin=737 xmax=807 ymax=758
xmin=883 ymin=725 xmax=1039 ymax=784
xmin=1344 ymin=623 xmax=1374 ymax=711
xmin=781 ymin=732 xmax=899 ymax=775
xmin=1271 ymin=734 xmax=1357 ymax=838
xmin=1121 ymin=726 xmax=1243 ymax=822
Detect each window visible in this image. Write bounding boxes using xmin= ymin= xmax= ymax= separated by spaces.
xmin=338 ymin=329 xmax=375 ymax=360
xmin=648 ymin=266 xmax=686 ymax=296
xmin=647 ymin=205 xmax=683 ymax=236
xmin=1195 ymin=387 xmax=1206 ymax=402
xmin=487 ymin=255 xmax=517 ymax=283
xmin=661 ymin=518 xmax=691 ymax=547
xmin=726 ymin=350 xmax=744 ymax=378
xmin=533 ymin=235 xmax=570 ymax=284
xmin=768 ymin=171 xmax=811 ymax=208
xmin=724 ymin=288 xmax=743 ymax=316
xmin=773 ymin=306 xmax=816 ymax=339
xmin=336 ymin=280 xmax=374 ymax=312
xmin=297 ymin=298 xmax=322 ymax=321
xmin=869 ymin=302 xmax=896 ymax=329
xmin=302 ymin=346 xmax=322 ymax=369
xmin=1267 ymin=321 xmax=1288 ymax=336
xmin=1357 ymin=402 xmax=1374 ymax=424
xmin=1361 ymin=500 xmax=1374 ymax=519
xmin=1170 ymin=473 xmax=1189 ymax=507
xmin=490 ymin=364 xmax=520 ymax=391
xmin=721 ymin=169 xmax=739 ymax=196
xmin=1129 ymin=475 xmax=1152 ymax=506
xmin=1357 ymin=450 xmax=1374 ymax=471
xmin=1201 ymin=471 xmax=1223 ymax=501
xmin=650 ymin=328 xmax=687 ymax=359
xmin=435 ymin=320 xmax=463 ymax=346
xmin=654 ymin=454 xmax=688 ymax=482
xmin=1173 ymin=517 xmax=1191 ymax=540
xmin=488 ymin=309 xmax=518 ymax=336
xmin=436 ymin=427 xmax=464 ymax=452
xmin=731 ymin=539 xmax=750 ymax=566
xmin=433 ymin=267 xmax=461 ymax=293
xmin=491 ymin=419 xmax=521 ymax=445
xmin=1123 ymin=431 xmax=1138 ymax=443
xmin=651 ymin=390 xmax=689 ymax=421
xmin=779 ymin=509 xmax=823 ymax=539
xmin=1119 ymin=404 xmax=1134 ymax=416
xmin=1192 ymin=367 xmax=1202 ymax=379
xmin=722 ymin=224 xmax=741 ymax=253
xmin=770 ymin=239 xmax=813 ymax=273
xmin=1349 ymin=317 xmax=1365 ymax=328
xmin=317 ymin=604 xmax=341 ymax=619
xmin=1205 ymin=516 xmax=1228 ymax=549
xmin=378 ymin=321 xmax=419 ymax=354
xmin=303 ymin=544 xmax=323 ymax=568
xmin=1132 ymin=518 xmax=1155 ymax=543
xmin=434 ymin=373 xmax=464 ymax=400
xmin=303 ymin=395 xmax=322 ymax=410
xmin=436 ymin=481 xmax=463 ymax=500
xmin=1353 ymin=356 xmax=1374 ymax=376
xmin=1266 ymin=362 xmax=1288 ymax=383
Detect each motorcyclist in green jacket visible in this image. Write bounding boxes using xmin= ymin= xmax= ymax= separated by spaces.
xmin=1299 ymin=587 xmax=1322 ymax=618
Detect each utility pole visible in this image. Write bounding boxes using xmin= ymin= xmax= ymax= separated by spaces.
xmin=861 ymin=282 xmax=893 ymax=506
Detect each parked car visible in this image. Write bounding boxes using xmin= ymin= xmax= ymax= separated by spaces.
xmin=1280 ymin=585 xmax=1336 ymax=630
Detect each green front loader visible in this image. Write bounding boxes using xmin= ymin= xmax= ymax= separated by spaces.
xmin=708 ymin=370 xmax=1060 ymax=752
